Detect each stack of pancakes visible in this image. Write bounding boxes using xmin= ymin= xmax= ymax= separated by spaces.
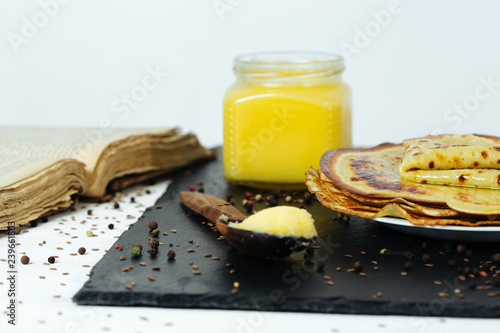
xmin=305 ymin=134 xmax=500 ymax=226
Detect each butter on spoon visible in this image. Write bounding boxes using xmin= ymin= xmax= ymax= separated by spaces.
xmin=179 ymin=192 xmax=317 ymax=258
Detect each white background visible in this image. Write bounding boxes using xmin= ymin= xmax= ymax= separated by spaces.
xmin=2 ymin=1 xmax=500 ymax=332
xmin=1 ymin=0 xmax=500 ymax=148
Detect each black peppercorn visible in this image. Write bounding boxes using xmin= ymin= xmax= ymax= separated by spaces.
xmin=463 ymin=267 xmax=471 ymax=275
xmin=443 ymin=241 xmax=453 ymax=253
xmin=149 ymin=239 xmax=160 ymax=249
xmin=404 ymin=261 xmax=413 ymax=270
xmin=78 ymin=247 xmax=86 ymax=255
xmin=108 ymin=223 xmax=114 ymax=230
xmin=148 ymin=221 xmax=158 ymax=230
xmin=457 ymin=244 xmax=466 ymax=254
xmin=317 ymin=261 xmax=325 ymax=271
xmin=353 ymin=261 xmax=362 ymax=271
xmin=472 ymin=267 xmax=480 ymax=276
xmin=493 ymin=253 xmax=500 ymax=263
xmin=268 ymin=198 xmax=278 ymax=207
xmin=468 ymin=281 xmax=475 ymax=289
xmin=403 ymin=251 xmax=413 ymax=260
xmin=422 ymin=254 xmax=431 ymax=263
xmin=167 ymin=249 xmax=176 ymax=259
xmin=447 ymin=260 xmax=456 ymax=267
xmin=465 ymin=249 xmax=473 ymax=257
xmin=494 ymin=277 xmax=500 ymax=286
xmin=113 ymin=202 xmax=120 ymax=209
xmin=48 ymin=256 xmax=55 ymax=264
xmin=303 ymin=192 xmax=313 ymax=204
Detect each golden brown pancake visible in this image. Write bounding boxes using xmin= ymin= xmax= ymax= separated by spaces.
xmin=400 ymin=134 xmax=500 ymax=189
xmin=305 ymin=138 xmax=500 ymax=226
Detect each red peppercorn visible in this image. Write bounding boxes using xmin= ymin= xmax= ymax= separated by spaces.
xmin=115 ymin=244 xmax=120 ymax=249
xmin=245 ymin=191 xmax=253 ymax=199
xmin=188 ymin=186 xmax=196 ymax=192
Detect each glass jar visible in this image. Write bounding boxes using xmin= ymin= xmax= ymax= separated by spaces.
xmin=223 ymin=51 xmax=351 ymax=189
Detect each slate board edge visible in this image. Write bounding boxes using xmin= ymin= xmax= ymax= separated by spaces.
xmin=74 ymin=290 xmax=500 ymax=318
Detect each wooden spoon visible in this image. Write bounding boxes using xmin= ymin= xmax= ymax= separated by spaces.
xmin=180 ymin=191 xmax=315 ymax=258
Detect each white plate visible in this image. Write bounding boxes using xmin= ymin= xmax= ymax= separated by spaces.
xmin=374 ymin=217 xmax=500 ymax=242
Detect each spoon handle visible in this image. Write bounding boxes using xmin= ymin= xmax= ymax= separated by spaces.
xmin=180 ymin=192 xmax=247 ymax=223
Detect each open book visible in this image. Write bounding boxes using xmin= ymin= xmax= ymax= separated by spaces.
xmin=0 ymin=127 xmax=215 ymax=230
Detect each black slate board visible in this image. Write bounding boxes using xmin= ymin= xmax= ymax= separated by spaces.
xmin=74 ymin=151 xmax=500 ymax=317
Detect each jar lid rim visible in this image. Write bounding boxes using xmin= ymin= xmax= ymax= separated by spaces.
xmin=235 ymin=51 xmax=344 ymax=70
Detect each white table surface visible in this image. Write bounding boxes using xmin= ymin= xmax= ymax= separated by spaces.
xmin=1 ymin=180 xmax=499 ymax=333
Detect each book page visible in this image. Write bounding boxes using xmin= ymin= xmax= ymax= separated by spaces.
xmin=0 ymin=126 xmax=175 ymax=167
xmin=0 ymin=155 xmax=59 ymax=188
xmin=0 ymin=126 xmax=175 ymax=188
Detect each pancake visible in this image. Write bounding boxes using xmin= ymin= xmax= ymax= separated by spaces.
xmin=305 ymin=167 xmax=500 ymax=227
xmin=318 ymin=142 xmax=500 ymax=215
xmin=399 ymin=134 xmax=500 ymax=189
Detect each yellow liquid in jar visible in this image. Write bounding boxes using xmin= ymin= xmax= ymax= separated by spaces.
xmin=223 ymin=80 xmax=351 ymax=187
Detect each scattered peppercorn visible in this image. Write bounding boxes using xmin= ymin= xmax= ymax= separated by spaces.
xmin=87 ymin=209 xmax=93 ymax=216
xmin=468 ymin=281 xmax=476 ymax=289
xmin=48 ymin=256 xmax=55 ymax=264
xmin=86 ymin=230 xmax=94 ymax=237
xmin=243 ymin=200 xmax=254 ymax=211
xmin=403 ymin=251 xmax=414 ymax=260
xmin=148 ymin=248 xmax=158 ymax=256
xmin=493 ymin=253 xmax=500 ymax=263
xmin=21 ymin=255 xmax=30 ymax=265
xmin=303 ymin=192 xmax=313 ymax=203
xmin=108 ymin=223 xmax=114 ymax=230
xmin=268 ymin=198 xmax=278 ymax=207
xmin=422 ymin=254 xmax=431 ymax=263
xmin=130 ymin=197 xmax=135 ymax=203
xmin=494 ymin=277 xmax=500 ymax=286
xmin=404 ymin=261 xmax=413 ymax=270
xmin=255 ymin=194 xmax=263 ymax=202
xmin=353 ymin=261 xmax=363 ymax=271
xmin=167 ymin=249 xmax=176 ymax=259
xmin=114 ymin=202 xmax=120 ymax=209
xmin=148 ymin=221 xmax=158 ymax=230
xmin=188 ymin=185 xmax=196 ymax=192
xmin=149 ymin=239 xmax=160 ymax=249
xmin=245 ymin=191 xmax=253 ymax=199
xmin=457 ymin=244 xmax=466 ymax=254
xmin=78 ymin=247 xmax=86 ymax=255
xmin=448 ymin=260 xmax=456 ymax=267
xmin=443 ymin=241 xmax=453 ymax=253
xmin=465 ymin=249 xmax=473 ymax=257
xmin=151 ymin=229 xmax=160 ymax=236
xmin=131 ymin=247 xmax=142 ymax=257
xmin=380 ymin=249 xmax=392 ymax=257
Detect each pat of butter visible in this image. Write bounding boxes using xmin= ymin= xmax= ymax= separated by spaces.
xmin=228 ymin=206 xmax=317 ymax=239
